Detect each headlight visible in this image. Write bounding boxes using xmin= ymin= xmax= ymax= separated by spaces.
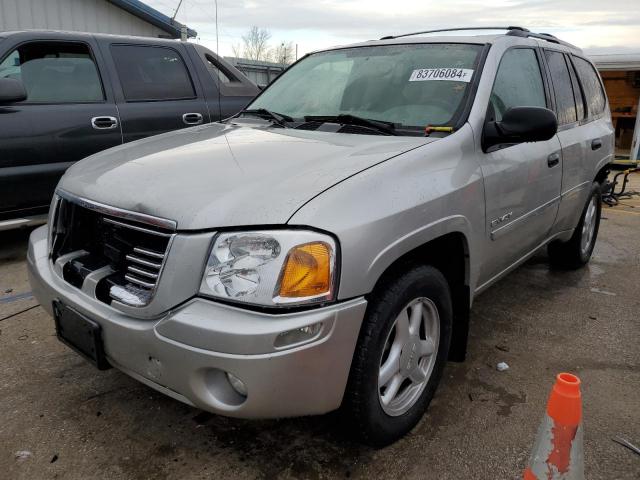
xmin=200 ymin=230 xmax=337 ymax=307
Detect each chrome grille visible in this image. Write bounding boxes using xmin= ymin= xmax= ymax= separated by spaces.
xmin=124 ymin=250 xmax=164 ymax=287
xmin=50 ymin=192 xmax=175 ymax=308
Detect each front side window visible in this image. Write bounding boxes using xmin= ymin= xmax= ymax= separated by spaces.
xmin=490 ymin=48 xmax=546 ymax=121
xmin=572 ymin=56 xmax=606 ymax=117
xmin=111 ymin=45 xmax=195 ymax=101
xmin=249 ymin=43 xmax=483 ymax=130
xmin=545 ymin=50 xmax=577 ymax=125
xmin=0 ymin=42 xmax=104 ymax=103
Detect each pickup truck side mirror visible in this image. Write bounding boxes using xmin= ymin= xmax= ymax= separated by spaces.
xmin=0 ymin=78 xmax=27 ymax=104
xmin=483 ymin=106 xmax=557 ymax=151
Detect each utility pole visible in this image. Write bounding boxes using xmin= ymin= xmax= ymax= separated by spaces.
xmin=296 ymin=43 xmax=298 ymax=61
xmin=631 ymin=96 xmax=640 ymax=161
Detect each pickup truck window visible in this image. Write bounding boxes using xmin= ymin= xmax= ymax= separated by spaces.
xmin=490 ymin=48 xmax=546 ymax=122
xmin=545 ymin=50 xmax=578 ymax=125
xmin=204 ymin=54 xmax=239 ymax=84
xmin=0 ymin=42 xmax=104 ymax=103
xmin=249 ymin=43 xmax=482 ymax=129
xmin=110 ymin=45 xmax=195 ymax=102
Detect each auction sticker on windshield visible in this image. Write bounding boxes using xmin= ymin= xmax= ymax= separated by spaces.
xmin=409 ymin=68 xmax=474 ymax=83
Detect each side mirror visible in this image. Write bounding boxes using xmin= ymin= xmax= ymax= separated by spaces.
xmin=483 ymin=106 xmax=557 ymax=151
xmin=0 ymin=77 xmax=27 ymax=104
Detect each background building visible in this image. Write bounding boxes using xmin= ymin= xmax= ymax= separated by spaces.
xmin=592 ymin=53 xmax=640 ymax=162
xmin=224 ymin=57 xmax=286 ymax=88
xmin=0 ymin=0 xmax=195 ymax=39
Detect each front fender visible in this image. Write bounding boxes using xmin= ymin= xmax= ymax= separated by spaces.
xmin=288 ymin=124 xmax=485 ymax=299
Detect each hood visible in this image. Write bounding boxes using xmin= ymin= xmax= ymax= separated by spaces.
xmin=60 ymin=123 xmax=435 ymax=230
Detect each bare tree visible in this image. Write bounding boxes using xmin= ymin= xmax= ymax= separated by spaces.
xmin=273 ymin=41 xmax=295 ymax=66
xmin=231 ymin=43 xmax=243 ymax=58
xmin=241 ymin=26 xmax=272 ymax=61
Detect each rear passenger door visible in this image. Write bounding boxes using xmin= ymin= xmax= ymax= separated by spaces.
xmin=101 ymin=41 xmax=210 ymax=143
xmin=548 ymin=52 xmax=614 ymax=234
xmin=543 ymin=49 xmax=589 ymax=234
xmin=0 ymin=38 xmax=121 ymax=220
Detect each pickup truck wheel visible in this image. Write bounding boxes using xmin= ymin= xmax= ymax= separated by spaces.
xmin=343 ymin=265 xmax=452 ymax=447
xmin=548 ymin=181 xmax=602 ymax=269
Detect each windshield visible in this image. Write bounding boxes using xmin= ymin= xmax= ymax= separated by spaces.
xmin=249 ymin=43 xmax=483 ymax=130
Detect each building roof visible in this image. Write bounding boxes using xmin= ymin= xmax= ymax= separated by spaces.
xmin=590 ymin=53 xmax=640 ymax=71
xmin=107 ymin=0 xmax=197 ymax=39
xmin=225 ymin=57 xmax=288 ymax=69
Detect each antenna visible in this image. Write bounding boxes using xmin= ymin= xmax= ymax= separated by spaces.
xmin=172 ymin=0 xmax=184 ymax=21
xmin=215 ymin=0 xmax=222 ymax=122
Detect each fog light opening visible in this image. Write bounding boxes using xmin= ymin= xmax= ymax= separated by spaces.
xmin=226 ymin=372 xmax=248 ymax=397
xmin=274 ymin=322 xmax=323 ymax=349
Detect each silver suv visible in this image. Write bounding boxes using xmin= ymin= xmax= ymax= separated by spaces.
xmin=28 ymin=27 xmax=613 ymax=446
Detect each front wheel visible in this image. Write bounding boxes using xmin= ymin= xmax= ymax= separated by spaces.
xmin=343 ymin=265 xmax=452 ymax=447
xmin=548 ymin=181 xmax=602 ymax=269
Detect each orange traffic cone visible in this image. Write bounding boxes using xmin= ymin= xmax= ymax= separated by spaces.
xmin=524 ymin=373 xmax=584 ymax=480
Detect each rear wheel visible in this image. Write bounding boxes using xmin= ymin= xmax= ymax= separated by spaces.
xmin=343 ymin=265 xmax=452 ymax=447
xmin=548 ymin=181 xmax=602 ymax=269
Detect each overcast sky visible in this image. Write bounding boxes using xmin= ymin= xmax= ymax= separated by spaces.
xmin=146 ymin=0 xmax=640 ymax=59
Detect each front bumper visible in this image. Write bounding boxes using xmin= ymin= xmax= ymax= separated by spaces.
xmin=28 ymin=226 xmax=367 ymax=418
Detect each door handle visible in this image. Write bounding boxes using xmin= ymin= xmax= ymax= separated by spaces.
xmin=547 ymin=152 xmax=560 ymax=168
xmin=91 ymin=116 xmax=118 ymax=130
xmin=591 ymin=138 xmax=602 ymax=150
xmin=182 ymin=112 xmax=203 ymax=125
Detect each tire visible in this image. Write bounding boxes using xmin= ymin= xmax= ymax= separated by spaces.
xmin=548 ymin=182 xmax=602 ymax=269
xmin=343 ymin=264 xmax=453 ymax=447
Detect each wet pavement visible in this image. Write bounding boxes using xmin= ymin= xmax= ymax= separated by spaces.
xmin=1 ymin=173 xmax=639 ymax=479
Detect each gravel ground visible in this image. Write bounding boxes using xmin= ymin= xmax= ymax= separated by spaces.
xmin=1 ymin=174 xmax=639 ymax=480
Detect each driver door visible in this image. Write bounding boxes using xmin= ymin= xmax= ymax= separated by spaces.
xmin=478 ymin=47 xmax=563 ymax=283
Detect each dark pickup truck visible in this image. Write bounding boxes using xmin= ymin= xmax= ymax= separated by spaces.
xmin=0 ymin=30 xmax=259 ymax=230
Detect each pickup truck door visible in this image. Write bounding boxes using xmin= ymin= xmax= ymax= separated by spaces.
xmin=99 ymin=40 xmax=210 ymax=143
xmin=478 ymin=47 xmax=563 ymax=284
xmin=0 ymin=36 xmax=121 ymax=222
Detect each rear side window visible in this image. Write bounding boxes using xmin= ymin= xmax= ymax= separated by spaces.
xmin=111 ymin=45 xmax=195 ymax=101
xmin=572 ymin=56 xmax=606 ymax=117
xmin=0 ymin=42 xmax=104 ymax=103
xmin=545 ymin=50 xmax=577 ymax=125
xmin=490 ymin=48 xmax=546 ymax=121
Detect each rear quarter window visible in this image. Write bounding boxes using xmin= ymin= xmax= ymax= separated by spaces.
xmin=572 ymin=56 xmax=606 ymax=117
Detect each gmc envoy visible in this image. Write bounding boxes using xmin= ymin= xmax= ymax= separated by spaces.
xmin=28 ymin=27 xmax=613 ymax=446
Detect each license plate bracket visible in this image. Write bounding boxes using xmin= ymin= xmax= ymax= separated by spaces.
xmin=53 ymin=301 xmax=111 ymax=370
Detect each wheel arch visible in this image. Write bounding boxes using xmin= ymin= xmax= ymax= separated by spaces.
xmin=366 ymin=230 xmax=472 ymax=362
xmin=594 ymin=163 xmax=610 ymax=185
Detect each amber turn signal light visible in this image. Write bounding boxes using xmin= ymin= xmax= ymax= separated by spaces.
xmin=277 ymin=242 xmax=333 ymax=299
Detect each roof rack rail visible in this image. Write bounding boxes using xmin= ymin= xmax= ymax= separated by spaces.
xmin=505 ymin=29 xmax=579 ymax=49
xmin=379 ymin=26 xmax=579 ymax=50
xmin=380 ymin=26 xmax=529 ymax=41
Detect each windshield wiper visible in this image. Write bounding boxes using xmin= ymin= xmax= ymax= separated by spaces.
xmin=304 ymin=114 xmax=398 ymax=136
xmin=237 ymin=108 xmax=293 ymax=127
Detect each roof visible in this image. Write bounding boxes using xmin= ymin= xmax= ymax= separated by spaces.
xmin=107 ymin=0 xmax=197 ymax=39
xmin=590 ymin=53 xmax=640 ymax=71
xmin=310 ymin=29 xmax=581 ymax=56
xmin=0 ymin=30 xmax=190 ymax=45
